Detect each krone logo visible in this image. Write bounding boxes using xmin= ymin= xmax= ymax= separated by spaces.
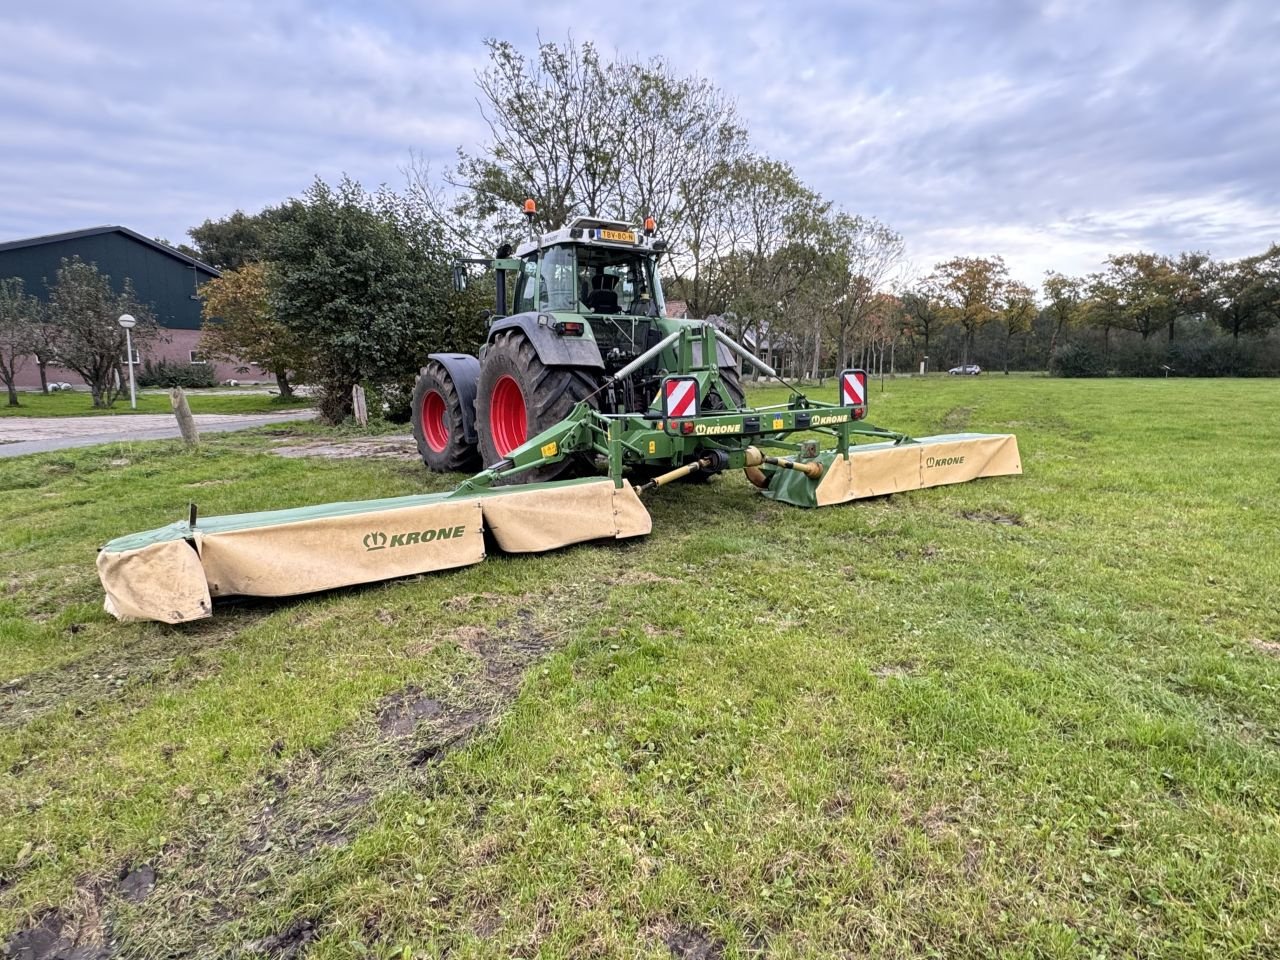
xmin=363 ymin=525 xmax=467 ymax=551
xmin=926 ymin=455 xmax=966 ymax=468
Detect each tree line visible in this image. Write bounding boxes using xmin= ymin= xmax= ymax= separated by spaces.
xmin=891 ymin=248 xmax=1280 ymax=379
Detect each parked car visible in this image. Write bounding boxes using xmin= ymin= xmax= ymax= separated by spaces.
xmin=948 ymin=364 xmax=982 ymax=376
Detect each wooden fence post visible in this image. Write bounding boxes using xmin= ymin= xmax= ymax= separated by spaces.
xmin=170 ymin=388 xmax=200 ymax=446
xmin=352 ymin=385 xmax=368 ymax=427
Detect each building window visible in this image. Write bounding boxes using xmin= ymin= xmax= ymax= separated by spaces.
xmin=190 ymin=351 xmax=208 ymax=364
xmin=122 ymin=347 xmax=141 ymax=364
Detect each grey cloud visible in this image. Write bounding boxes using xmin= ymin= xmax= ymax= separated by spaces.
xmin=2 ymin=0 xmax=1277 ymax=284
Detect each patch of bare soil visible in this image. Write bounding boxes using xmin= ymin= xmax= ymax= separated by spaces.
xmin=1249 ymin=638 xmax=1280 ymax=657
xmin=239 ymin=918 xmax=318 ymax=959
xmin=3 ymin=887 xmax=110 ymax=960
xmin=959 ymin=509 xmax=1024 ymax=526
xmin=270 ymin=436 xmax=417 ymax=461
xmin=651 ymin=922 xmax=726 ymax=960
xmin=870 ymin=663 xmax=915 ymax=681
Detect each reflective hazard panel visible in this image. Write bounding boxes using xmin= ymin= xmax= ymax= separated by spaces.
xmin=839 ymin=369 xmax=868 ymax=420
xmin=662 ymin=376 xmax=700 ymax=418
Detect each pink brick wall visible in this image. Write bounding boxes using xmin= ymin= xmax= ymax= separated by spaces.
xmin=14 ymin=329 xmax=267 ymax=389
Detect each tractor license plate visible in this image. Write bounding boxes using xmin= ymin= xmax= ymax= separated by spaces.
xmin=599 ymin=229 xmax=636 ymax=243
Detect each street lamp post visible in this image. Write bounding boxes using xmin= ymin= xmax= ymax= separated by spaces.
xmin=118 ymin=314 xmax=137 ymax=409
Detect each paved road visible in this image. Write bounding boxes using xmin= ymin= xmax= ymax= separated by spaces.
xmin=0 ymin=410 xmax=318 ymax=458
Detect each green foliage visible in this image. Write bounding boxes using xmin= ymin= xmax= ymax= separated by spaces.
xmin=1049 ymin=339 xmax=1107 ymax=377
xmin=1213 ymin=244 xmax=1280 ymax=341
xmin=135 ymin=358 xmax=218 ymax=389
xmin=187 ymin=204 xmax=301 ymax=271
xmin=46 ymin=257 xmax=157 ymax=408
xmin=199 ymin=262 xmax=306 ymax=398
xmin=268 ymin=177 xmax=458 ymax=423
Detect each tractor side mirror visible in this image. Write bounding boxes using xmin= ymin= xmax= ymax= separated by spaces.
xmin=452 ymin=264 xmax=468 ymax=293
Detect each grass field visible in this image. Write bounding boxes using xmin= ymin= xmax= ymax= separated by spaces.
xmin=2 ymin=377 xmax=1279 ymax=958
xmin=0 ymin=390 xmax=312 ymax=417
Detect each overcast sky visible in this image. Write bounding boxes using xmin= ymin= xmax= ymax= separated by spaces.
xmin=3 ymin=1 xmax=1277 ymax=285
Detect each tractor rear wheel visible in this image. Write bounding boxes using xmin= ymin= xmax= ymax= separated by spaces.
xmin=411 ymin=362 xmax=479 ymax=472
xmin=475 ymin=329 xmax=599 ymax=483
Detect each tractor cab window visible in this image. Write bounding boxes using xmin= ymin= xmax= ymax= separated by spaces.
xmin=513 ymin=244 xmax=664 ymax=316
xmin=514 ymin=258 xmax=539 ymax=313
xmin=576 ymin=248 xmax=661 ymax=317
xmin=514 ymin=247 xmax=578 ymax=314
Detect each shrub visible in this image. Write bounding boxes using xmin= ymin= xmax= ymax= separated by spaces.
xmin=1110 ymin=339 xmax=1169 ymax=377
xmin=1049 ymin=341 xmax=1106 ymax=377
xmin=136 ymin=359 xmax=218 ymax=389
xmin=364 ymin=379 xmax=413 ymax=424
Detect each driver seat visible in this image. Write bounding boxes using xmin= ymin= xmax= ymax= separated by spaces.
xmin=584 ymin=274 xmax=620 ymax=314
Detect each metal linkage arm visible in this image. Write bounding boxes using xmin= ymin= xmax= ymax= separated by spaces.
xmin=450 ymin=403 xmax=605 ymax=493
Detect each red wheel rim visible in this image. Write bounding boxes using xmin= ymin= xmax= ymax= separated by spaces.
xmin=489 ymin=375 xmax=527 ymax=455
xmin=421 ymin=390 xmax=448 ymax=453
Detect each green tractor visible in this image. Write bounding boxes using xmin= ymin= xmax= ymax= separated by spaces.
xmin=410 ymin=213 xmax=743 ymax=483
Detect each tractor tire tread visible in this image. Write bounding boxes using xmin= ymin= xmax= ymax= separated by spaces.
xmin=411 ymin=361 xmax=479 ymax=473
xmin=476 ymin=329 xmax=599 ymax=484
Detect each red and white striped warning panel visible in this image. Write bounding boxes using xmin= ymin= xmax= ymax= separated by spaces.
xmin=662 ymin=376 xmax=700 ymax=418
xmin=839 ymin=369 xmax=868 ymax=419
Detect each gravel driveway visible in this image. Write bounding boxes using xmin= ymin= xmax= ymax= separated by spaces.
xmin=0 ymin=410 xmax=318 ymax=458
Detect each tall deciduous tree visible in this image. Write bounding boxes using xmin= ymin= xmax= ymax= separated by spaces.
xmin=1042 ymin=272 xmax=1084 ymax=367
xmin=0 ymin=278 xmax=40 ymax=406
xmin=46 ymin=258 xmax=158 ymax=408
xmin=200 ymin=263 xmax=306 ymax=398
xmin=930 ymin=256 xmax=1009 ymax=367
xmin=1213 ymin=245 xmax=1280 ymax=342
xmin=419 ymin=36 xmax=748 ymax=268
xmin=269 ymin=177 xmax=458 ymax=423
xmin=1099 ymin=252 xmax=1179 ymax=340
xmin=828 ymin=214 xmax=905 ymax=369
xmin=1000 ymin=281 xmax=1037 ymax=375
xmin=899 ymin=280 xmax=945 ymax=370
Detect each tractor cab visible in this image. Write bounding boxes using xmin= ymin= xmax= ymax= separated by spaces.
xmin=511 ymin=216 xmax=667 ymax=318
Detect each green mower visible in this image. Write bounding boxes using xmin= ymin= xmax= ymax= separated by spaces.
xmin=97 ymin=208 xmax=1021 ymax=623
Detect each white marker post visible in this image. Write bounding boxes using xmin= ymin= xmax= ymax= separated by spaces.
xmin=118 ymin=313 xmax=137 ymax=409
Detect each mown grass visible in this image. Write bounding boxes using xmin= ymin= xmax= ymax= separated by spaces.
xmin=1 ymin=377 xmax=1279 ymax=958
xmin=0 ymin=389 xmax=311 ymax=417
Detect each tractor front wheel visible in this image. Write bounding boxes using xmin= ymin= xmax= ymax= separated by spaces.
xmin=475 ymin=329 xmax=599 ymax=483
xmin=411 ymin=362 xmax=479 ymax=472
